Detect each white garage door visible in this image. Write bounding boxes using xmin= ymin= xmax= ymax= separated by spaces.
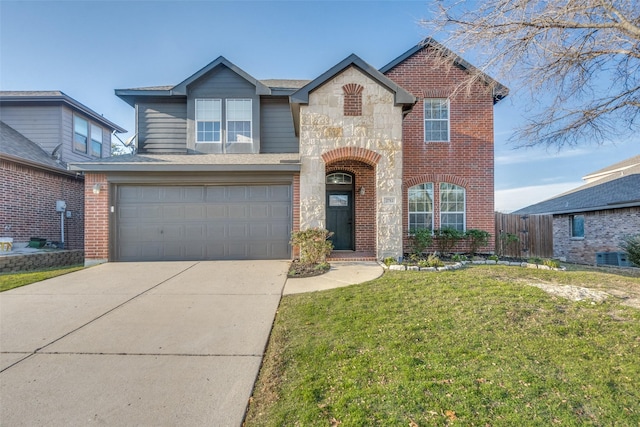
xmin=115 ymin=184 xmax=291 ymax=261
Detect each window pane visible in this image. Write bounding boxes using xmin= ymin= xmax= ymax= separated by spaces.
xmin=440 ymin=183 xmax=465 ymax=230
xmin=571 ymin=215 xmax=584 ymax=238
xmin=196 ymin=99 xmax=221 ymax=143
xmin=424 ymin=98 xmax=449 ymax=142
xmin=74 ymin=116 xmax=88 ymax=152
xmin=90 ymin=124 xmax=102 ymax=157
xmin=227 ymin=99 xmax=252 ymax=143
xmin=408 ymin=183 xmax=434 ymax=231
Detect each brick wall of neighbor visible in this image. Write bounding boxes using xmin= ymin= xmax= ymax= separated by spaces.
xmin=0 ymin=159 xmax=84 ymax=249
xmin=299 ymin=66 xmax=404 ymax=259
xmin=554 ymin=207 xmax=640 ymax=265
xmin=83 ymin=173 xmax=110 ymax=265
xmin=384 ymin=46 xmax=497 ymax=254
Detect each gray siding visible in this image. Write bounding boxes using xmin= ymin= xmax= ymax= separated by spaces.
xmin=260 ymin=97 xmax=299 ymax=153
xmin=0 ymin=105 xmax=62 ymax=154
xmin=137 ymin=101 xmax=187 ymax=153
xmin=186 ymin=66 xmax=260 ymax=154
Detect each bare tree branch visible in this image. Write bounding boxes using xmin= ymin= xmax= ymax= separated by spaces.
xmin=420 ymin=0 xmax=640 ymax=148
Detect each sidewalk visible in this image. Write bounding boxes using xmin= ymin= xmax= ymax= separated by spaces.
xmin=283 ymin=261 xmax=384 ymax=295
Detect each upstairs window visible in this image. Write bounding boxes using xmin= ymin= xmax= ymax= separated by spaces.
xmin=196 ymin=99 xmax=222 ymax=142
xmin=226 ymin=99 xmax=252 ymax=143
xmin=73 ymin=116 xmax=88 ymax=153
xmin=90 ymin=123 xmax=103 ymax=157
xmin=424 ymin=98 xmax=449 ymax=142
xmin=440 ymin=183 xmax=465 ymax=231
xmin=408 ymin=183 xmax=434 ymax=232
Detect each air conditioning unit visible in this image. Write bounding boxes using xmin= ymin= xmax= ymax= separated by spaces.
xmin=596 ymin=252 xmax=631 ymax=267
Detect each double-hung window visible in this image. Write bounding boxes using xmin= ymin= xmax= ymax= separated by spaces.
xmin=570 ymin=215 xmax=584 ymax=238
xmin=195 ymin=99 xmax=222 ymax=143
xmin=440 ymin=183 xmax=465 ymax=231
xmin=73 ymin=116 xmax=88 ymax=153
xmin=90 ymin=124 xmax=103 ymax=157
xmin=424 ymin=98 xmax=449 ymax=142
xmin=408 ymin=183 xmax=434 ymax=232
xmin=226 ymin=99 xmax=252 ymax=143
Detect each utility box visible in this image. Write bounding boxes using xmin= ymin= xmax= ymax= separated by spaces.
xmin=56 ymin=200 xmax=66 ymax=212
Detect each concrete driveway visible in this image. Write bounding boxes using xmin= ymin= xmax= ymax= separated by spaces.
xmin=0 ymin=260 xmax=289 ymax=426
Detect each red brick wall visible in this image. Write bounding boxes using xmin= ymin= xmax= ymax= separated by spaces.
xmin=292 ymin=173 xmax=300 ymax=258
xmin=1 ymin=159 xmax=84 ymax=249
xmin=342 ymin=83 xmax=364 ymax=116
xmin=384 ymin=47 xmax=496 ymax=253
xmin=326 ymin=161 xmax=376 ymax=253
xmin=83 ymin=173 xmax=109 ymax=261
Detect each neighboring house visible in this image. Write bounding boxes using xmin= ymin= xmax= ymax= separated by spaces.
xmin=514 ymin=155 xmax=640 ymax=265
xmin=0 ymin=91 xmax=125 ymax=249
xmin=70 ymin=39 xmax=507 ymax=265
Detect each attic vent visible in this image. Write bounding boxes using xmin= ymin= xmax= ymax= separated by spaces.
xmin=596 ymin=252 xmax=631 ymax=267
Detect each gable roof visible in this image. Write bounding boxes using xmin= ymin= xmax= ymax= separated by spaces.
xmin=0 ymin=91 xmax=126 ymax=133
xmin=0 ymin=121 xmax=75 ymax=176
xmin=513 ymin=156 xmax=640 ymax=215
xmin=582 ymin=154 xmax=640 ymax=183
xmin=380 ymin=38 xmax=509 ymax=104
xmin=115 ymin=56 xmax=272 ymax=106
xmin=290 ymin=53 xmax=416 ymax=107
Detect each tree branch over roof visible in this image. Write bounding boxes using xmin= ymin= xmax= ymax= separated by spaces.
xmin=421 ymin=0 xmax=640 ymax=148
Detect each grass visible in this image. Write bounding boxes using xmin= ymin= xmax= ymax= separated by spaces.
xmin=246 ymin=266 xmax=640 ymax=426
xmin=0 ymin=265 xmax=84 ymax=292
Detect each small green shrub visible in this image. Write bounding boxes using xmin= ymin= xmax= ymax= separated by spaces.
xmin=488 ymin=254 xmax=499 ymax=261
xmin=620 ymin=234 xmax=640 ymax=267
xmin=543 ymin=258 xmax=561 ymax=269
xmin=528 ymin=257 xmax=543 ymax=265
xmin=290 ymin=228 xmax=334 ymax=266
xmin=434 ymin=227 xmax=464 ymax=255
xmin=465 ymin=229 xmax=491 ymax=256
xmin=408 ymin=228 xmax=433 ymax=256
xmin=452 ymin=254 xmax=468 ymax=262
xmin=383 ymin=257 xmax=398 ymax=266
xmin=497 ymin=231 xmax=519 ymax=257
xmin=424 ymin=254 xmax=445 ymax=268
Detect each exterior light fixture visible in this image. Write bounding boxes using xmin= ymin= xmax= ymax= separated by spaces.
xmin=92 ymin=183 xmax=102 ymax=194
xmin=359 ymin=186 xmax=365 ymax=196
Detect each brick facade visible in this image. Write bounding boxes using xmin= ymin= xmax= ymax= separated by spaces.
xmin=1 ymin=159 xmax=84 ymax=249
xmin=384 ymin=46 xmax=496 ymax=254
xmin=553 ymin=207 xmax=640 ymax=265
xmin=83 ymin=173 xmax=110 ymax=265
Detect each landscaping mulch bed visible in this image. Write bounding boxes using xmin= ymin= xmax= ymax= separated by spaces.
xmin=287 ymin=260 xmax=331 ymax=278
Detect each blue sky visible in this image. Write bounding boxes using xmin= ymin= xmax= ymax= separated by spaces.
xmin=1 ymin=0 xmax=637 ymax=212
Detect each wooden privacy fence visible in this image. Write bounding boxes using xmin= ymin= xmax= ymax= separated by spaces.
xmin=495 ymin=212 xmax=554 ymax=259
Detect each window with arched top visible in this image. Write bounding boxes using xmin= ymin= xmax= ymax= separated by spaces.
xmin=408 ymin=183 xmax=434 ymax=232
xmin=440 ymin=183 xmax=465 ymax=231
xmin=326 ymin=173 xmax=353 ymax=185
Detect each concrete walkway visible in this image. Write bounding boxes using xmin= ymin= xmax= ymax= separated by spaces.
xmin=0 ymin=260 xmax=383 ymax=426
xmin=0 ymin=261 xmax=289 ymax=427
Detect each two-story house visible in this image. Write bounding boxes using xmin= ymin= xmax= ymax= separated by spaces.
xmin=71 ymin=39 xmax=507 ymax=265
xmin=0 ymin=91 xmax=125 ymax=249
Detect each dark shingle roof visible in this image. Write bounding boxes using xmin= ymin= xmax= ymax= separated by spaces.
xmin=514 ymin=163 xmax=640 ymax=215
xmin=0 ymin=121 xmax=68 ymax=172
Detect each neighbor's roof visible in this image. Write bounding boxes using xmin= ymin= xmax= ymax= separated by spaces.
xmin=513 ymin=157 xmax=640 ymax=215
xmin=0 ymin=91 xmax=126 ymax=133
xmin=380 ymin=37 xmax=509 ymax=104
xmin=0 ymin=121 xmax=75 ymax=176
xmin=69 ymin=153 xmax=301 ymax=173
xmin=582 ymin=154 xmax=640 ymax=183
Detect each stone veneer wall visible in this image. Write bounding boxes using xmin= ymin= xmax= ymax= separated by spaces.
xmin=553 ymin=207 xmax=640 ymax=265
xmin=0 ymin=250 xmax=84 ymax=273
xmin=299 ymin=66 xmax=404 ymax=259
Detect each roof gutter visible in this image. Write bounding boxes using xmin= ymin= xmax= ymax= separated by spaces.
xmin=0 ymin=153 xmax=83 ymax=179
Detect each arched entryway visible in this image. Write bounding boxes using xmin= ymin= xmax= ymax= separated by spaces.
xmin=326 ymin=172 xmax=355 ymax=250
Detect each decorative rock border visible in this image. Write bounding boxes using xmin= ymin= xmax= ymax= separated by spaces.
xmin=383 ymin=260 xmax=566 ymax=272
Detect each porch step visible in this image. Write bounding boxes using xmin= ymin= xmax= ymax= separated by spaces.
xmin=328 ymin=251 xmax=377 ymax=262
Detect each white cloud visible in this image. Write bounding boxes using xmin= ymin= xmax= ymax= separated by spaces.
xmin=495 ymin=181 xmax=582 ymax=213
xmin=495 ymin=148 xmax=591 ymax=166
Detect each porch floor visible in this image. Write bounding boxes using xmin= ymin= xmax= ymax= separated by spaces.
xmin=327 ymin=251 xmax=377 ymax=262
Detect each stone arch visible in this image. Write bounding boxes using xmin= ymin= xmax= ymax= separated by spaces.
xmin=322 ymin=147 xmax=381 ymax=167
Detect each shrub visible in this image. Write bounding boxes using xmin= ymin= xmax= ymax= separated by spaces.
xmin=528 ymin=257 xmax=543 ymax=265
xmin=434 ymin=227 xmax=464 ymax=255
xmin=290 ymin=228 xmax=334 ymax=266
xmin=452 ymin=254 xmax=468 ymax=262
xmin=383 ymin=257 xmax=398 ymax=266
xmin=408 ymin=228 xmax=433 ymax=256
xmin=543 ymin=258 xmax=561 ymax=269
xmin=465 ymin=229 xmax=491 ymax=256
xmin=488 ymin=254 xmax=499 ymax=262
xmin=497 ymin=232 xmax=519 ymax=257
xmin=426 ymin=254 xmax=445 ymax=267
xmin=620 ymin=234 xmax=640 ymax=267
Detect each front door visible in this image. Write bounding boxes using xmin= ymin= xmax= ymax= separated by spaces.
xmin=326 ymin=190 xmax=354 ymax=250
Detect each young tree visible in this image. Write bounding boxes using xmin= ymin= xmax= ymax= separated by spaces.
xmin=421 ymin=0 xmax=640 ymax=149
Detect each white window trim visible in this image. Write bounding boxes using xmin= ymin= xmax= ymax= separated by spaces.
xmin=225 ymin=98 xmax=253 ymax=143
xmin=408 ymin=183 xmax=434 ymax=233
xmin=424 ymin=98 xmax=450 ymax=143
xmin=439 ymin=183 xmax=466 ymax=232
xmin=195 ymin=98 xmax=222 ymax=143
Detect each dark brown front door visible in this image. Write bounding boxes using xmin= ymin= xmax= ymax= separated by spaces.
xmin=326 ymin=190 xmax=354 ymax=250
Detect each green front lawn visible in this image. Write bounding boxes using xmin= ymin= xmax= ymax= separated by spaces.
xmin=0 ymin=265 xmax=84 ymax=292
xmin=246 ymin=266 xmax=640 ymax=426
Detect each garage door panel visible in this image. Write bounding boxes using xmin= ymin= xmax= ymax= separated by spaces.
xmin=116 ymin=184 xmax=291 ymax=261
